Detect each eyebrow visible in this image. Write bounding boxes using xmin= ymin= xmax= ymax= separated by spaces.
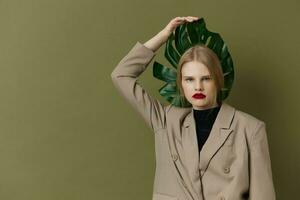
xmin=183 ymin=75 xmax=211 ymax=78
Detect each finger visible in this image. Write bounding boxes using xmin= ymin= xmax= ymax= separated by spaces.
xmin=187 ymin=17 xmax=199 ymax=22
xmin=175 ymin=17 xmax=185 ymax=22
xmin=186 ymin=16 xmax=200 ymax=21
xmin=187 ymin=16 xmax=197 ymax=20
xmin=187 ymin=16 xmax=199 ymax=19
xmin=174 ymin=16 xmax=184 ymax=20
xmin=173 ymin=19 xmax=186 ymax=25
xmin=184 ymin=17 xmax=193 ymax=22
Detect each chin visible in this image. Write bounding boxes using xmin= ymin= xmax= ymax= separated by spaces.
xmin=192 ymin=99 xmax=206 ymax=104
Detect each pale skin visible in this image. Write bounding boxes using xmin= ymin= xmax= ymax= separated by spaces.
xmin=144 ymin=16 xmax=219 ymax=110
xmin=181 ymin=61 xmax=218 ymax=110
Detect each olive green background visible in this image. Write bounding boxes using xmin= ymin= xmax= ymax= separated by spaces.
xmin=0 ymin=0 xmax=299 ymax=199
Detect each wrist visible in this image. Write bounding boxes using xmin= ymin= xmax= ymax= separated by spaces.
xmin=158 ymin=29 xmax=171 ymax=43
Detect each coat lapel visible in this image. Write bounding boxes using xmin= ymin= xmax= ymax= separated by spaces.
xmin=181 ymin=114 xmax=202 ymax=199
xmin=167 ymin=102 xmax=235 ymax=200
xmin=182 ymin=102 xmax=235 ymax=180
xmin=168 ymin=125 xmax=200 ymax=200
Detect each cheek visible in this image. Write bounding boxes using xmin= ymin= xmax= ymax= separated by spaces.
xmin=208 ymin=84 xmax=216 ymax=90
xmin=185 ymin=84 xmax=194 ymax=90
xmin=205 ymin=83 xmax=217 ymax=94
xmin=181 ymin=83 xmax=192 ymax=96
xmin=181 ymin=82 xmax=188 ymax=90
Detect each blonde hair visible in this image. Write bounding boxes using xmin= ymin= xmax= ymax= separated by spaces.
xmin=176 ymin=44 xmax=224 ymax=105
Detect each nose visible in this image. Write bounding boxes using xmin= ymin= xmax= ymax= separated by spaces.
xmin=195 ymin=80 xmax=204 ymax=91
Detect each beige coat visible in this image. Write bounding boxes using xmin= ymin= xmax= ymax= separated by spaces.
xmin=111 ymin=41 xmax=276 ymax=200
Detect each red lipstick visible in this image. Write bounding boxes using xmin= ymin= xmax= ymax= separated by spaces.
xmin=192 ymin=93 xmax=206 ymax=99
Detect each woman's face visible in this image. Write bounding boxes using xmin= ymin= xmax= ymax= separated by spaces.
xmin=181 ymin=61 xmax=218 ymax=110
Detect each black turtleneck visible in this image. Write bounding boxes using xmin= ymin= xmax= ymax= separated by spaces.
xmin=193 ymin=105 xmax=221 ymax=152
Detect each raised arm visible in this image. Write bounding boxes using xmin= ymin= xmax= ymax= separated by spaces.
xmin=110 ymin=40 xmax=166 ymax=132
xmin=111 ymin=16 xmax=199 ymax=132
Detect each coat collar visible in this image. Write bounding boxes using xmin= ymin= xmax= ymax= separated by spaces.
xmin=183 ymin=102 xmax=235 ymax=129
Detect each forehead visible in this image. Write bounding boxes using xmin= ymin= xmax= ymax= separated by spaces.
xmin=181 ymin=61 xmax=210 ymax=76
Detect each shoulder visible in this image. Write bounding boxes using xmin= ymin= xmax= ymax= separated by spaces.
xmin=164 ymin=103 xmax=192 ymax=121
xmin=232 ymin=105 xmax=266 ymax=135
xmin=165 ymin=104 xmax=191 ymax=115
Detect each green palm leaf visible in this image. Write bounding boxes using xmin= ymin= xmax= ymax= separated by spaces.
xmin=153 ymin=17 xmax=234 ymax=107
xmin=153 ymin=61 xmax=177 ymax=82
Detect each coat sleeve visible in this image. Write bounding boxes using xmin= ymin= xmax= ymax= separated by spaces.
xmin=249 ymin=121 xmax=276 ymax=200
xmin=110 ymin=41 xmax=167 ymax=132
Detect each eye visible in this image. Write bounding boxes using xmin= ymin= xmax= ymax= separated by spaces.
xmin=185 ymin=78 xmax=193 ymax=82
xmin=202 ymin=77 xmax=212 ymax=81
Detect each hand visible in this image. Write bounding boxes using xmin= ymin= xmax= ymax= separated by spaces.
xmin=143 ymin=16 xmax=200 ymax=52
xmin=162 ymin=16 xmax=200 ymax=37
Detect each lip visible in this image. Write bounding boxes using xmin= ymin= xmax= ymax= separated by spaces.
xmin=192 ymin=93 xmax=206 ymax=99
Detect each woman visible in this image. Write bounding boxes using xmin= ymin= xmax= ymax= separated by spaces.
xmin=111 ymin=16 xmax=276 ymax=200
